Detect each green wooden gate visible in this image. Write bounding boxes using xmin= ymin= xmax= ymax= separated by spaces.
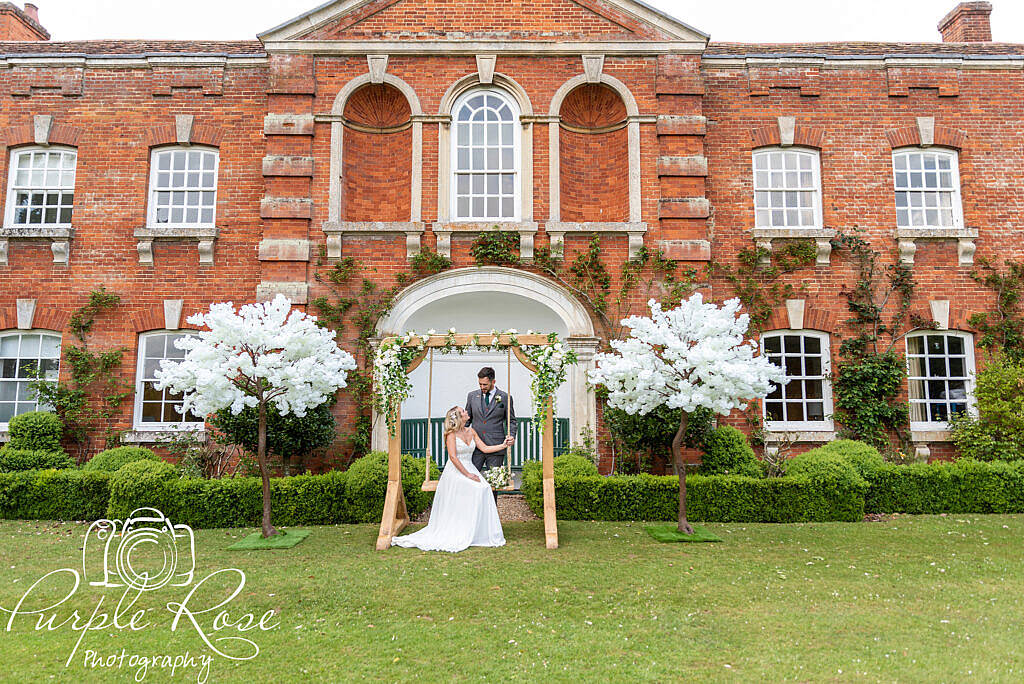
xmin=400 ymin=417 xmax=570 ymax=469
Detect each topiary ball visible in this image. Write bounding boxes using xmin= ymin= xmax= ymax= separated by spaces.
xmin=700 ymin=425 xmax=762 ymax=478
xmin=6 ymin=411 xmax=63 ymax=452
xmin=82 ymin=446 xmax=162 ymax=473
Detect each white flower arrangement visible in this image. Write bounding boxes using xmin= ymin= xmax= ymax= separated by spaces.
xmin=483 ymin=464 xmax=513 ymax=489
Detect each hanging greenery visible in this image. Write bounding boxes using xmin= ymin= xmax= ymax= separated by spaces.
xmin=372 ymin=329 xmax=578 ymax=436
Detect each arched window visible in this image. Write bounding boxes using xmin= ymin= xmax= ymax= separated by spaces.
xmin=892 ymin=148 xmax=962 ymax=230
xmin=134 ymin=331 xmax=204 ymax=430
xmin=147 ymin=146 xmax=219 ymax=228
xmin=761 ymin=330 xmax=833 ymax=430
xmin=0 ymin=331 xmax=61 ymax=427
xmin=4 ymin=146 xmax=77 ymax=228
xmin=752 ymin=148 xmax=822 ymax=230
xmin=451 ymin=88 xmax=520 ymax=221
xmin=906 ymin=331 xmax=975 ymax=429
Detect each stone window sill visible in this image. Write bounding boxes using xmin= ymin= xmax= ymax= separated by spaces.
xmin=121 ymin=428 xmax=207 ymax=444
xmin=545 ymin=221 xmax=647 ymax=259
xmin=909 ymin=429 xmax=952 ymax=459
xmin=895 ymin=227 xmax=978 ymax=266
xmin=750 ymin=227 xmax=835 ymax=265
xmin=762 ymin=429 xmax=836 ymax=443
xmin=321 ymin=221 xmax=426 ymax=259
xmin=430 ymin=221 xmax=539 ymax=260
xmin=134 ymin=226 xmax=219 ymax=265
xmin=0 ymin=226 xmax=73 ymax=265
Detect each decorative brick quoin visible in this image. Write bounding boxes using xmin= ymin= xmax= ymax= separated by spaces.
xmin=0 ymin=0 xmax=1019 ymax=470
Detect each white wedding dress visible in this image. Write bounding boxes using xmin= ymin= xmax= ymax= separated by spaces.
xmin=391 ymin=434 xmax=506 ymax=553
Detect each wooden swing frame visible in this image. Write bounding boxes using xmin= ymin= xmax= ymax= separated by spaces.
xmin=376 ymin=334 xmax=560 ymax=550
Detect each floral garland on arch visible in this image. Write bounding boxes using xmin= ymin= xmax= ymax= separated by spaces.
xmin=373 ymin=328 xmax=578 ymax=436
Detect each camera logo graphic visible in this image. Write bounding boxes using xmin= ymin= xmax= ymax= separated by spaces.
xmin=82 ymin=507 xmax=195 ymax=591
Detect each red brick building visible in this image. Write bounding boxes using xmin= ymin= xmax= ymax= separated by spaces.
xmin=0 ymin=1 xmax=1019 ymax=470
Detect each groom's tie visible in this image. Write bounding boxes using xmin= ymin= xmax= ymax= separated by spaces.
xmin=485 ymin=391 xmax=490 ymax=406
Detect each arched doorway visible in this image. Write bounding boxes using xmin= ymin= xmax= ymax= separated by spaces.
xmin=373 ymin=267 xmax=599 ymax=459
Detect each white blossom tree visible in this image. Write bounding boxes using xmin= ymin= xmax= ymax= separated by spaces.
xmin=589 ymin=294 xmax=784 ymax=534
xmin=157 ymin=295 xmax=356 ymax=537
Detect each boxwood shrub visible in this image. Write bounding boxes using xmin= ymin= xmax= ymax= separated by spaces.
xmin=699 ymin=425 xmax=762 ymax=478
xmin=82 ymin=446 xmax=162 ymax=473
xmin=4 ymin=411 xmax=63 ymax=452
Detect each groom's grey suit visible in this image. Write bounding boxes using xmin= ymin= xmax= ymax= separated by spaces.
xmin=465 ymin=388 xmax=518 ymax=473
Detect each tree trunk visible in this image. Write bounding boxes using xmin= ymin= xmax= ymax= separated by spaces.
xmin=671 ymin=410 xmax=694 ymax=535
xmin=257 ymin=400 xmax=279 ymax=538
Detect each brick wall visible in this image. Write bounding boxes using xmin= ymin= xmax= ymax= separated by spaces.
xmin=2 ymin=1 xmax=1023 ymax=472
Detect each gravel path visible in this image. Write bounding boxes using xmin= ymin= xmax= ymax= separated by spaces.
xmin=413 ymin=493 xmax=538 ymax=523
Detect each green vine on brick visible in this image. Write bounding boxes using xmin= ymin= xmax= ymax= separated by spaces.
xmin=967 ymin=258 xmax=1024 ymax=362
xmin=829 ymin=230 xmax=932 ymax=451
xmin=311 ymin=247 xmax=451 ymax=458
xmin=471 ymin=229 xmax=520 ymax=266
xmin=708 ymin=239 xmax=816 ymax=332
xmin=534 ymin=235 xmax=698 ymax=344
xmin=29 ymin=287 xmax=131 ymax=459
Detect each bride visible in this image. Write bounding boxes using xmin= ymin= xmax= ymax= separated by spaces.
xmin=391 ymin=406 xmax=511 ymax=553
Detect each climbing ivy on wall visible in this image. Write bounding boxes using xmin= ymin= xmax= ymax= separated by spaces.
xmin=29 ymin=287 xmax=131 ymax=460
xmin=310 ymin=247 xmax=451 ymax=458
xmin=828 ymin=231 xmax=934 ymax=451
xmin=967 ymin=258 xmax=1024 ymax=362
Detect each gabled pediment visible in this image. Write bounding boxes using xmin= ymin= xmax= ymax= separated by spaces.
xmin=259 ymin=0 xmax=708 ymax=45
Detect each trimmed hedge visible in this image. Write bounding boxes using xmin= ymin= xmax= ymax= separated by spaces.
xmin=0 ymin=469 xmax=111 ymax=521
xmin=522 ymin=456 xmax=866 ymax=522
xmin=0 ymin=449 xmax=75 ymax=472
xmin=865 ymin=459 xmax=1024 ymax=514
xmin=82 ymin=446 xmax=162 ymax=473
xmin=103 ymin=451 xmax=437 ymax=528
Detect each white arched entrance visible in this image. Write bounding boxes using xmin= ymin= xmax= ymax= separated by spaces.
xmin=373 ymin=267 xmax=599 ymax=453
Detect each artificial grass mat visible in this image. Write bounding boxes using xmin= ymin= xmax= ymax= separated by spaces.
xmin=228 ymin=528 xmax=311 ymax=549
xmin=645 ymin=523 xmax=723 ymax=543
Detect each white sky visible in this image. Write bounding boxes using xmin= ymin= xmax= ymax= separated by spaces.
xmin=24 ymin=1 xmax=1024 ymax=44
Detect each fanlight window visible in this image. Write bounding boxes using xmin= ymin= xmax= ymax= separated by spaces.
xmin=451 ymin=89 xmax=519 ymax=221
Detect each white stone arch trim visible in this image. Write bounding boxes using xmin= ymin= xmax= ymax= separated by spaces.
xmin=378 ymin=266 xmax=593 ymax=336
xmin=437 ymin=73 xmax=535 ymax=222
xmin=328 ymin=73 xmax=424 ymax=224
xmin=372 ymin=266 xmax=598 ymax=450
xmin=548 ymin=73 xmax=641 ymax=223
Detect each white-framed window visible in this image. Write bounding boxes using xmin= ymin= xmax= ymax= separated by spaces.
xmin=762 ymin=330 xmax=833 ymax=430
xmin=147 ymin=147 xmax=219 ymax=228
xmin=4 ymin=146 xmax=77 ymax=228
xmin=906 ymin=331 xmax=975 ymax=430
xmin=892 ymin=148 xmax=963 ymax=230
xmin=450 ymin=88 xmax=520 ymax=221
xmin=134 ymin=331 xmax=204 ymax=430
xmin=0 ymin=331 xmax=61 ymax=427
xmin=752 ymin=148 xmax=822 ymax=229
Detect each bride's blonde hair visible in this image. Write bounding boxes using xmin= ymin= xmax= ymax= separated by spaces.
xmin=443 ymin=406 xmax=464 ymax=438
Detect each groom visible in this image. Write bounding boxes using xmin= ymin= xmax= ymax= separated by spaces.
xmin=465 ymin=367 xmax=518 ymax=499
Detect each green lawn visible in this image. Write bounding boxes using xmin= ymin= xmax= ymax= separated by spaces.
xmin=1 ymin=516 xmax=1023 ymax=681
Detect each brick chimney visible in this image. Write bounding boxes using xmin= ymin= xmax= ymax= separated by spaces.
xmin=0 ymin=2 xmax=49 ymax=40
xmin=938 ymin=2 xmax=993 ymax=42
